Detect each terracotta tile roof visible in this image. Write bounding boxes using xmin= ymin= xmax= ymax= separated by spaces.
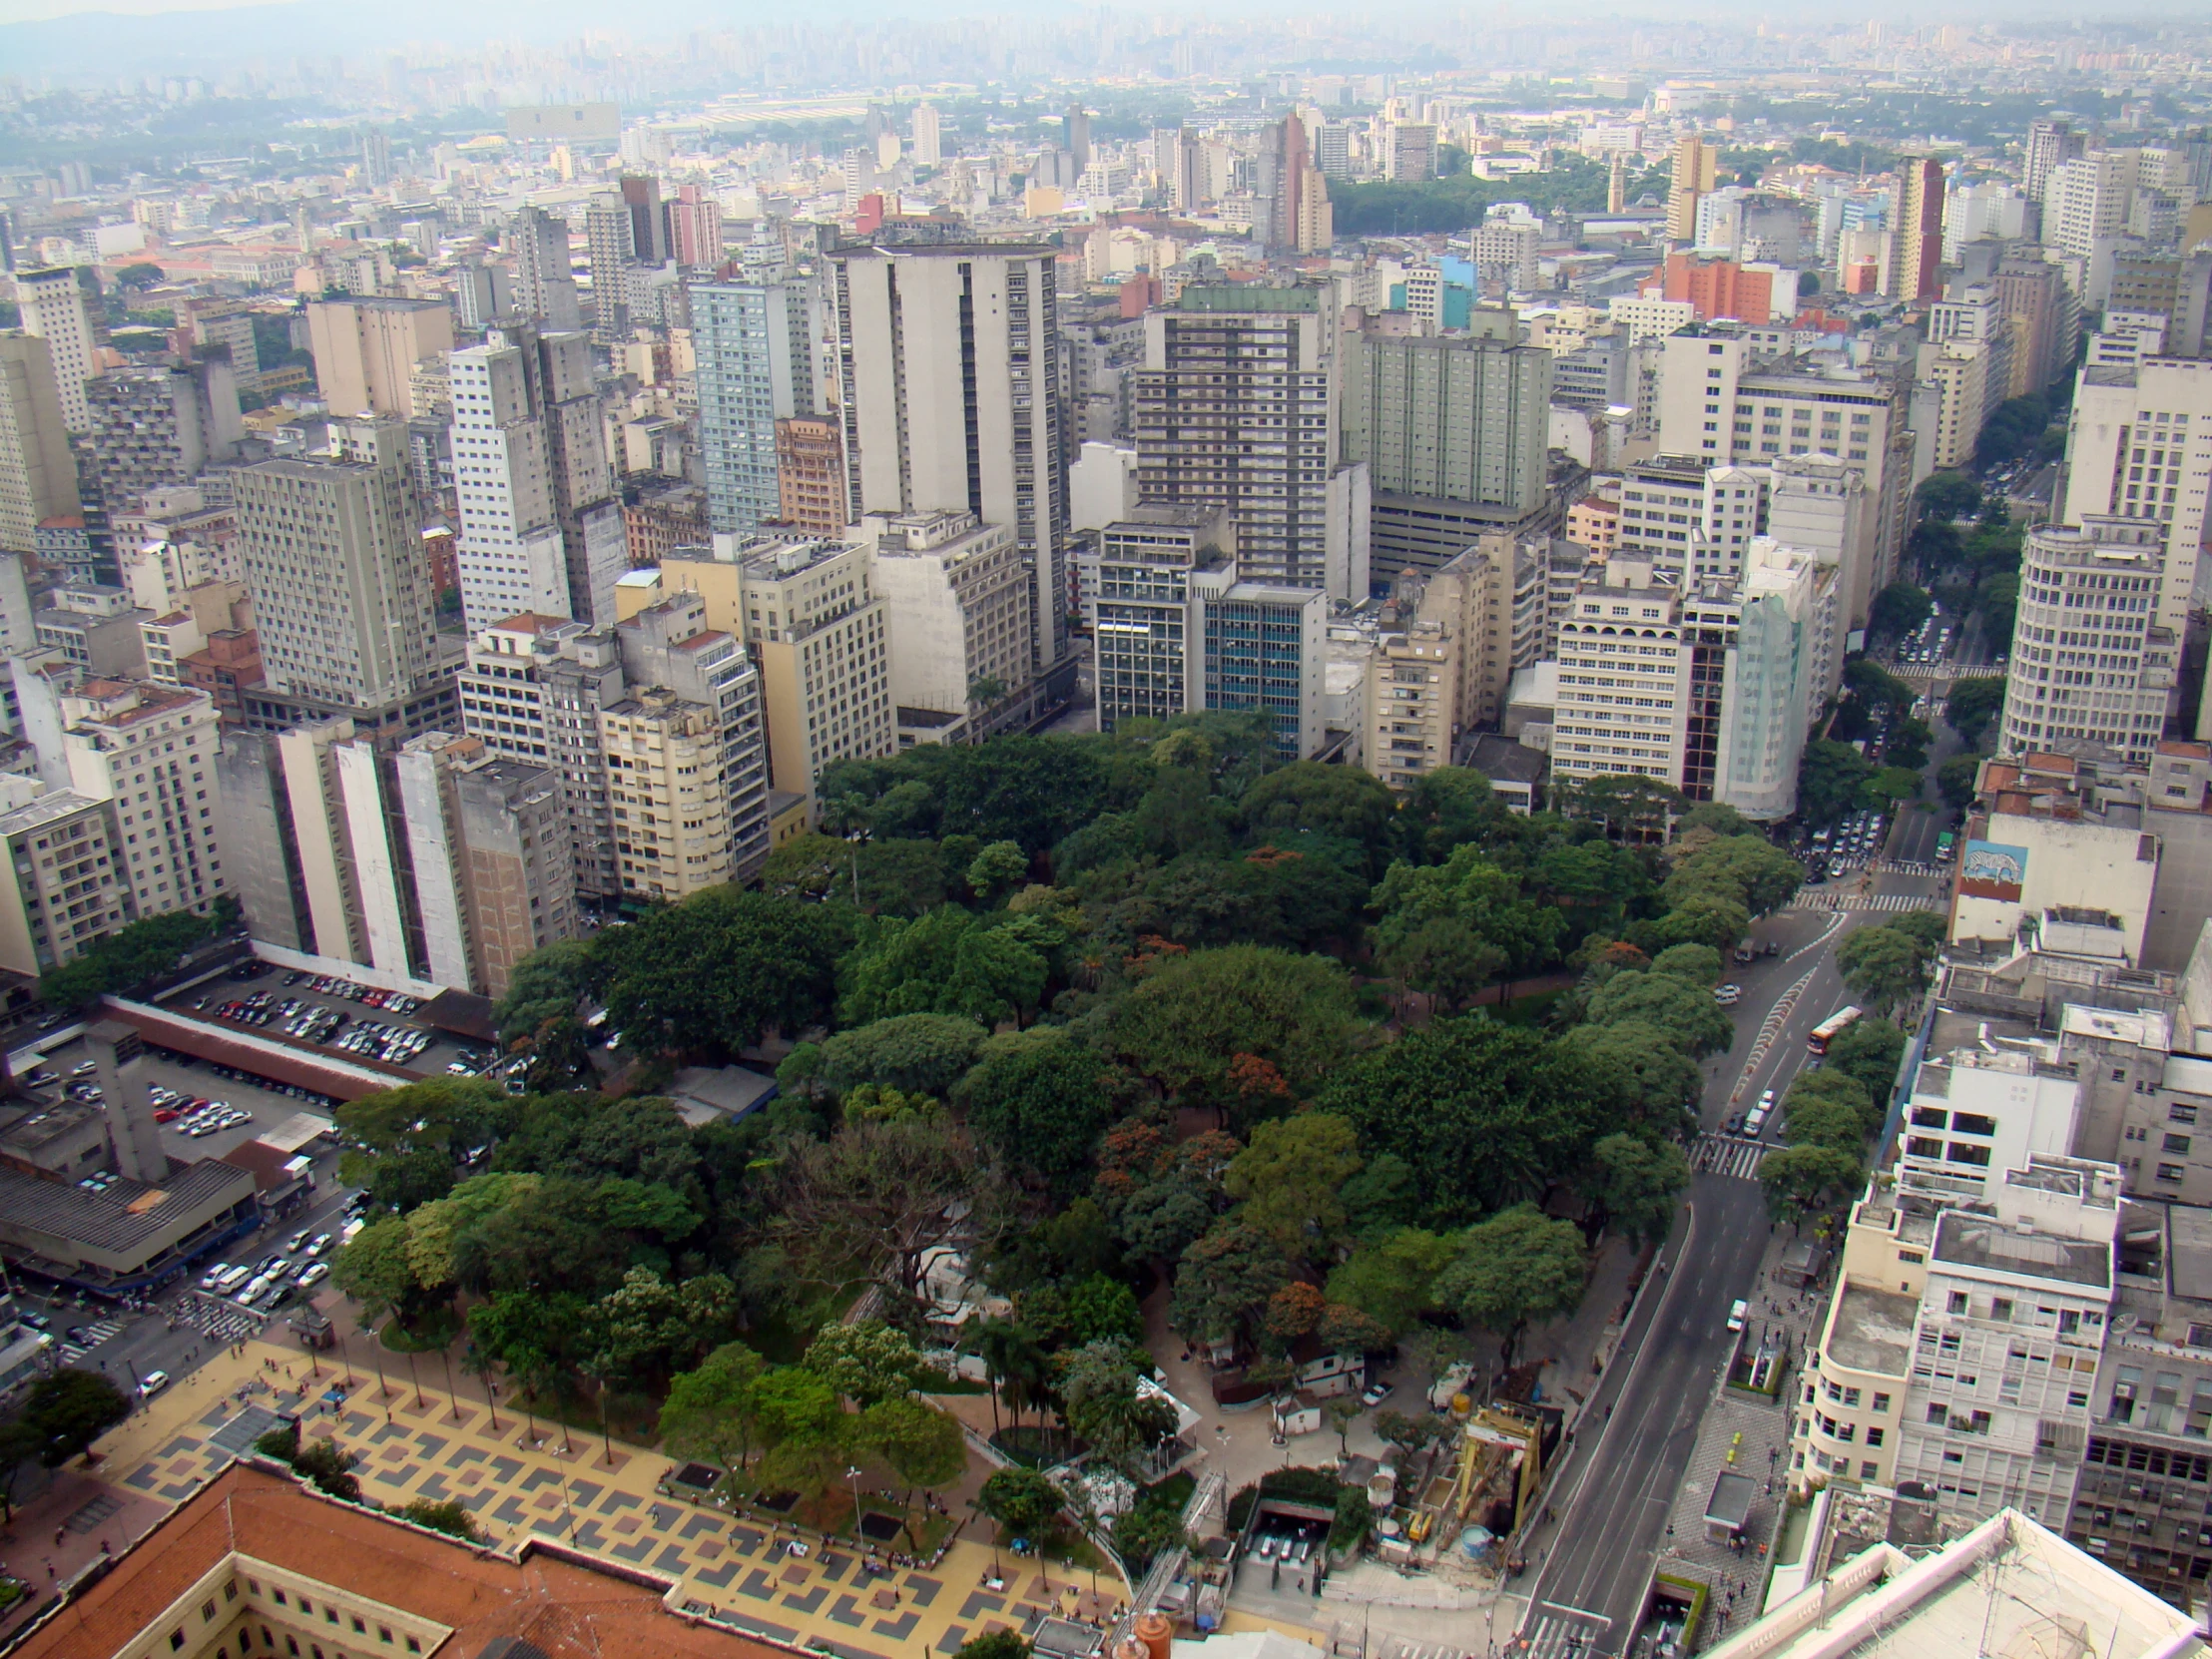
xmin=13 ymin=1463 xmax=782 ymax=1659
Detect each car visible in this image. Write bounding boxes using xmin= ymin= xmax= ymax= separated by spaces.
xmin=1714 ymin=985 xmax=1741 ymax=1005
xmin=1726 ymin=1300 xmax=1748 ymax=1334
xmin=1759 ymin=1089 xmax=1776 ymax=1110
xmin=139 ymin=1370 xmax=171 ymax=1397
xmin=65 ymin=1326 xmax=89 ymax=1346
xmin=237 ymin=1277 xmax=273 ymax=1307
xmin=23 ymin=1069 xmax=56 ymax=1087
xmin=68 ymin=1062 xmax=96 ymax=1079
xmin=1361 ymin=1380 xmax=1393 ymax=1407
xmin=295 ymin=1262 xmax=330 ymax=1289
xmin=17 ymin=1310 xmax=49 ymax=1332
xmin=199 ymin=1262 xmax=232 ymax=1291
xmin=1828 ymin=859 xmax=1848 ymax=878
xmin=214 ymin=1265 xmax=251 ymax=1293
xmin=285 ymin=1230 xmax=311 ymax=1253
xmin=1256 ymin=1534 xmax=1277 ymax=1560
xmin=305 ymin=1233 xmax=333 ymax=1256
xmin=152 ymin=1108 xmax=179 ymax=1124
xmin=1724 ymin=1111 xmax=1747 ymax=1135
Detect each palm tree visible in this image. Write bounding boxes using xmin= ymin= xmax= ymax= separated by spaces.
xmin=971 ymin=1320 xmax=1047 ymax=1448
xmin=819 ymin=794 xmax=874 ymax=906
xmin=461 ymin=1341 xmax=501 ymax=1433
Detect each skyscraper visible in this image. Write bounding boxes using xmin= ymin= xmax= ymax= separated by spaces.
xmin=1994 ymin=517 xmax=2174 ymax=766
xmin=2023 ymin=118 xmax=2084 ymax=205
xmin=0 ymin=335 xmax=78 ymax=555
xmin=1666 ymin=135 xmax=1719 ymax=244
xmin=620 ymin=174 xmax=667 ymax=267
xmin=15 ymin=267 xmax=97 ymax=433
xmin=1065 ymin=106 xmax=1091 ymax=175
xmin=1257 ymin=112 xmax=1332 ymax=256
xmin=831 ymin=241 xmax=1069 ymax=668
xmin=1889 ymin=156 xmax=1945 ymax=302
xmin=508 ymin=204 xmax=582 ymax=331
xmin=776 ymin=416 xmax=848 ymax=538
xmin=691 ymin=280 xmax=818 ymax=536
xmin=584 ymin=194 xmax=637 ymax=343
xmin=305 ymin=296 xmax=455 ymax=418
xmin=1136 ymin=283 xmax=1365 ymax=597
xmin=911 ymin=103 xmax=942 ymax=168
xmin=233 ymin=428 xmax=439 ymax=711
xmin=665 ymin=186 xmax=722 ymax=268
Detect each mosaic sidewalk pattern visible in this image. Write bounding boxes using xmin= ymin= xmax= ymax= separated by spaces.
xmin=98 ymin=1342 xmax=1130 ymax=1659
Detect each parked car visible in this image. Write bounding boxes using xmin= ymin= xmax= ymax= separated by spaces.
xmin=1727 ymin=1300 xmax=1748 ymax=1334
xmin=1360 ymin=1380 xmax=1392 ymax=1408
xmin=140 ymin=1370 xmax=171 ymax=1397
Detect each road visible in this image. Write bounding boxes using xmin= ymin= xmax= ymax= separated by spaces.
xmin=1514 ymin=862 xmax=1942 ymax=1657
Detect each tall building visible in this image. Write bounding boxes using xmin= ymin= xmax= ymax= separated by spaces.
xmin=911 ymin=103 xmax=942 ymax=168
xmin=1768 ymin=451 xmax=1873 ymax=635
xmin=859 ymin=507 xmax=1038 ymax=743
xmin=1134 ymin=282 xmax=1366 ymax=598
xmin=666 ymin=185 xmax=722 ymax=268
xmin=55 ymin=678 xmax=226 ymax=919
xmin=1890 ymin=156 xmax=1946 ymax=302
xmin=583 ymin=194 xmax=638 ymax=343
xmin=1992 ymin=253 xmax=2071 ymax=398
xmin=1258 ymin=112 xmax=1332 ymax=255
xmin=2059 ymin=356 xmax=2212 ymax=640
xmin=2041 ymin=152 xmax=2137 ymax=264
xmin=1202 ymin=577 xmax=1328 ymax=762
xmin=1384 ymin=123 xmax=1435 ymax=184
xmin=508 ymin=204 xmax=582 ymax=331
xmin=1666 ymin=135 xmax=1720 ymax=245
xmin=831 ymin=240 xmax=1069 ymax=667
xmin=541 ymin=630 xmax=627 ymax=898
xmin=0 ymin=334 xmax=78 ymax=554
xmin=1995 ymin=517 xmax=2176 ymax=767
xmin=775 ymin=415 xmax=848 ymax=538
xmin=1611 ymin=455 xmax=1771 ymax=588
xmin=691 ymin=280 xmax=818 ymax=536
xmin=1341 ymin=309 xmax=1551 ymax=580
xmin=233 ymin=431 xmax=439 ymax=713
xmin=448 ymin=326 xmax=624 ymax=633
xmin=2024 ymin=117 xmax=2085 ymax=204
xmin=79 ymin=361 xmax=240 ymax=517
xmin=620 ymin=173 xmax=666 ymax=266
xmin=305 ymin=296 xmax=454 ymax=418
xmin=0 ymin=787 xmax=130 ymax=977
xmin=14 ymin=267 xmax=96 ymax=432
xmin=1091 ymin=505 xmax=1233 ymax=736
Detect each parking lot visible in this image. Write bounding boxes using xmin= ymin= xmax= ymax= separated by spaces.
xmin=19 ymin=1037 xmax=343 ymax=1167
xmin=157 ymin=963 xmax=492 ymax=1084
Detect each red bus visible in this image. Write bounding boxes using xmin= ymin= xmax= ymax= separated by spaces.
xmin=1808 ymin=1006 xmax=1864 ymax=1055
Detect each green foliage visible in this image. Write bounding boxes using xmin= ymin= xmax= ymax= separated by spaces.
xmin=22 ymin=1370 xmax=130 ymax=1466
xmin=1585 ymin=970 xmax=1735 ymax=1058
xmin=957 ymin=1028 xmax=1114 ymax=1190
xmin=1822 ymin=1020 xmax=1907 ymax=1105
xmin=1868 ymin=583 xmax=1934 ymax=640
xmin=822 ymin=1014 xmax=989 ymax=1097
xmin=1240 ymin=763 xmax=1398 ymax=872
xmin=596 ymin=888 xmax=848 ymax=1058
xmin=495 ymin=937 xmax=594 ymax=1041
xmin=658 ymin=1342 xmax=767 ymax=1489
xmin=1321 ymin=1018 xmax=1624 ymax=1226
xmin=397 ymin=1497 xmax=483 ymax=1540
xmin=1584 ymin=1133 xmax=1690 ymax=1246
xmin=1943 ymin=679 xmax=2005 ymax=750
xmin=1759 ymin=1144 xmax=1867 ymax=1223
xmin=1393 ymin=767 xmax=1523 ymax=864
xmin=1324 ymin=1227 xmax=1455 ymax=1336
xmin=1371 ymin=845 xmax=1568 ymax=983
xmin=802 ymin=1321 xmax=926 ymax=1406
xmin=1106 ymin=944 xmax=1359 ymax=1117
xmin=1798 ymin=740 xmax=1877 ymax=827
xmin=840 ymin=906 xmax=1055 ymax=1028
xmin=39 ymin=904 xmax=228 ymax=1011
xmin=1975 ymin=392 xmax=2051 ymax=468
xmin=290 ymin=1437 xmax=363 ymax=1501
xmin=1169 ymin=1220 xmax=1292 ymax=1346
xmin=1434 ymin=1204 xmax=1588 ymax=1370
xmin=860 ymin=1395 xmax=968 ymax=1491
xmin=1649 ymin=943 xmax=1723 ymax=986
xmin=1065 ymin=1273 xmax=1145 ymax=1347
xmin=1552 ymin=1022 xmax=1703 ymax=1131
xmin=1837 ymin=916 xmax=1943 ymax=1017
xmin=1224 ymin=1112 xmax=1361 ymax=1259
xmin=956 ymin=1632 xmax=1033 ymax=1659
xmin=978 ymin=1464 xmax=1064 ymax=1536
xmin=1330 ymin=154 xmax=1621 ymax=236
xmin=1550 ymin=774 xmax=1682 ymax=841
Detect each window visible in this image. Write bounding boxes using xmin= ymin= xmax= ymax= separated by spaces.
xmin=2159 ymin=1163 xmax=2187 ymax=1182
xmin=1948 ymin=1292 xmax=1968 ymax=1314
xmin=1873 ymin=1392 xmax=1891 ymax=1412
xmin=2165 ymin=1134 xmax=2193 ymax=1155
xmin=1861 ymin=1460 xmax=1880 ymax=1479
xmin=205 ymin=1601 xmax=219 ymax=1621
xmin=172 ymin=1634 xmax=187 ymax=1653
xmin=1992 ymin=1298 xmax=2014 ymax=1323
xmin=1867 ymin=1427 xmax=1885 ymax=1446
xmin=1930 ymin=1401 xmax=1948 ymax=1422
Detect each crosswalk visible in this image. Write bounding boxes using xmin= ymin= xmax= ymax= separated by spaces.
xmin=1785 ymin=891 xmax=1942 ymax=913
xmin=1694 ymin=1135 xmax=1770 ymax=1180
xmin=58 ymin=1317 xmax=125 ymax=1363
xmin=1518 ymin=1602 xmax=1612 ymax=1658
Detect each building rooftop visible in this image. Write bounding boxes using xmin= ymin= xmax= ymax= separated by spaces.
xmin=0 ymin=789 xmax=107 ymax=838
xmin=9 ymin=1462 xmax=784 ymax=1659
xmin=1824 ymin=1282 xmax=1918 ymax=1377
xmin=0 ymin=1157 xmax=251 ymax=1256
xmin=1930 ymin=1209 xmax=2111 ymax=1290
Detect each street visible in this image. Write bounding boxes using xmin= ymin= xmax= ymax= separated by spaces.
xmin=1513 ymin=855 xmax=1944 ymax=1656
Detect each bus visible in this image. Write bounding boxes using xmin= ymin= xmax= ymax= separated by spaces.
xmin=1936 ymin=830 xmax=1956 ymax=860
xmin=1808 ymin=1006 xmax=1865 ymax=1055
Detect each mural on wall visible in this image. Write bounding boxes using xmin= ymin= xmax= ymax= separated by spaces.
xmin=1958 ymin=839 xmax=2028 ymax=902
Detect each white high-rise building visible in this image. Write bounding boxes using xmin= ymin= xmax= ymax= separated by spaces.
xmin=1768 ymin=451 xmax=1873 ymax=641
xmin=15 ymin=267 xmax=97 ymax=433
xmin=857 ymin=508 xmax=1038 ymax=743
xmin=2040 ymin=152 xmax=2137 ymax=264
xmin=832 ymin=240 xmax=1069 ymax=670
xmin=691 ymin=280 xmax=818 ymax=537
xmin=56 ymin=679 xmax=226 ymax=920
xmin=1996 ymin=517 xmax=2175 ymax=767
xmin=910 ymin=103 xmax=942 ymax=168
xmin=2060 ymin=355 xmax=2212 ymax=636
xmin=509 ymin=205 xmax=582 ymax=332
xmin=448 ymin=333 xmax=578 ymax=632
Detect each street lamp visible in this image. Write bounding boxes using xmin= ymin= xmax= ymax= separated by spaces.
xmin=845 ymin=1465 xmax=865 ymax=1540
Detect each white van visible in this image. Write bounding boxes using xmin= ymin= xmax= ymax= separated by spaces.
xmin=1743 ymin=1105 xmax=1769 ymax=1137
xmin=215 ymin=1264 xmax=252 ymax=1294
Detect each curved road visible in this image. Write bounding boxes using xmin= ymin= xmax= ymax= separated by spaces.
xmin=1512 ymin=860 xmax=1943 ymax=1657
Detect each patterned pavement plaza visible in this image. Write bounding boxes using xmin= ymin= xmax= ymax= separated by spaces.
xmin=90 ymin=1337 xmax=1135 ymax=1659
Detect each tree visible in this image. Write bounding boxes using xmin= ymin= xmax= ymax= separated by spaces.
xmin=978 ymin=1464 xmax=1063 ymax=1538
xmin=38 ymin=905 xmax=227 ymax=1012
xmin=658 ymin=1343 xmax=766 ymax=1494
xmin=1759 ymin=1144 xmax=1866 ymax=1223
xmin=1915 ymin=471 xmax=1981 ymax=523
xmin=1240 ymin=762 xmax=1398 ymax=871
xmin=1169 ymin=1221 xmax=1292 ymax=1347
xmin=1942 ymin=678 xmax=2005 ymax=749
xmin=1585 ymin=1134 xmax=1690 ymax=1246
xmin=1868 ymin=582 xmax=1934 ymax=640
xmin=1393 ymin=767 xmax=1522 ymax=864
xmin=1585 ymin=971 xmax=1735 ymax=1058
xmin=1263 ymin=1282 xmax=1326 ymax=1343
xmin=860 ymin=1395 xmax=968 ymax=1502
xmin=597 ymin=889 xmax=847 ymax=1057
xmin=775 ymin=1114 xmax=1005 ymax=1304
xmin=1865 ymin=767 xmax=1927 ymax=809
xmin=968 ymin=1319 xmax=1050 ymax=1438
xmin=291 ymin=1438 xmax=363 ymax=1502
xmin=1555 ymin=1022 xmax=1704 ymax=1131
xmin=1065 ymin=1274 xmax=1144 ymax=1347
xmin=1379 ymin=917 xmax=1507 ymax=1011
xmin=116 ymin=261 xmax=167 ymax=289
xmin=496 ymin=937 xmax=596 ymax=1040
xmin=1324 ymin=1228 xmax=1454 ymax=1337
xmin=1823 ymin=1020 xmax=1908 ymax=1105
xmin=397 ymin=1498 xmax=483 ymax=1540
xmin=1550 ymin=774 xmax=1683 ymax=841
xmin=1784 ymin=1069 xmax=1881 ymax=1138
xmin=1224 ymin=1112 xmax=1362 ymax=1259
xmin=1837 ymin=922 xmax=1936 ymax=1017
xmin=0 ymin=1416 xmax=42 ymax=1522
xmin=1937 ymin=753 xmax=1986 ymax=813
xmin=1664 ymin=835 xmax=1805 ymax=917
xmin=957 ymin=1028 xmax=1114 ymax=1191
xmin=1370 ymin=846 xmax=1566 ymax=986
xmin=803 ymin=1321 xmax=926 ymax=1406
xmin=1058 ymin=1341 xmax=1178 ymax=1473
xmin=1649 ymin=943 xmax=1723 ymax=986
xmin=1321 ymin=1020 xmax=1622 ymax=1226
xmin=1433 ymin=1205 xmax=1589 ymax=1372
xmin=21 ymin=1370 xmax=128 ymax=1467
xmin=1324 ymin=1395 xmax=1363 ymax=1454
xmin=1798 ymin=741 xmax=1878 ymax=827
xmin=822 ymin=1014 xmax=988 ymax=1098
xmin=839 ymin=906 xmax=1053 ymax=1028
xmin=751 ymin=1367 xmax=848 ymax=1499
xmin=957 ymin=1633 xmax=1032 ymax=1659
xmin=1106 ymin=945 xmax=1360 ymax=1118
xmin=967 ymin=839 xmax=1030 ymax=898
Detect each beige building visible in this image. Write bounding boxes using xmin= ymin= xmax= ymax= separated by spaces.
xmin=0 ymin=335 xmax=78 ymax=555
xmin=57 ymin=680 xmax=226 ymax=920
xmin=1666 ymin=135 xmax=1719 ymax=244
xmin=600 ymin=689 xmax=737 ymax=901
xmin=1995 ymin=517 xmax=2176 ymax=767
xmin=1365 ymin=624 xmax=1457 ymax=793
xmin=1793 ymin=1187 xmax=1923 ymax=1492
xmin=856 ymin=509 xmax=1035 ymax=744
xmin=0 ymin=788 xmax=130 ymax=977
xmin=1918 ymin=339 xmax=1993 ymax=471
xmin=14 ymin=267 xmax=97 ymax=433
xmin=305 ymin=296 xmax=456 ymax=419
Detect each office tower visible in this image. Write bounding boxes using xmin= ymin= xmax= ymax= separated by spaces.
xmin=1657 ymin=327 xmax=1916 ymax=606
xmin=359 ymin=127 xmax=393 ymax=187
xmin=1257 ymin=112 xmax=1331 ymax=256
xmin=15 ymin=267 xmax=96 ymax=433
xmin=1091 ymin=506 xmax=1231 ymax=735
xmin=2061 ymin=357 xmax=2212 ymax=637
xmin=775 ymin=416 xmax=847 ymax=538
xmin=79 ymin=361 xmax=240 ymax=518
xmin=1992 ymin=254 xmax=2070 ymax=397
xmin=1612 ymin=456 xmax=1771 ymax=587
xmin=1135 ymin=283 xmax=1365 ymax=598
xmin=1384 ymin=123 xmax=1435 ymax=183
xmin=831 ymin=240 xmax=1069 ymax=667
xmin=1768 ymin=452 xmax=1872 ymax=641
xmin=618 ymin=175 xmax=665 ymax=267
xmin=1316 ymin=123 xmax=1352 ymax=180
xmin=0 ymin=336 xmax=78 ymax=554
xmin=453 ymin=262 xmax=514 ymax=330
xmin=0 ymin=788 xmax=130 ymax=977
xmin=304 ymin=296 xmax=453 ymax=420
xmin=857 ymin=508 xmax=1037 ymax=742
xmin=729 ymin=534 xmax=892 ymax=802
xmin=666 ymin=186 xmax=722 ymax=268
xmin=541 ymin=630 xmax=626 ymax=896
xmin=1341 ymin=309 xmax=1550 ymax=581
xmin=1065 ymin=106 xmax=1091 ymax=176
xmin=1890 ymin=157 xmax=1945 ymax=302
xmin=1942 ymin=182 xmax=2031 ymax=265
xmin=457 ymin=612 xmax=561 ymax=768
xmin=448 ymin=326 xmax=623 ymax=633
xmin=911 ymin=103 xmax=942 ymax=168
xmin=610 ymin=588 xmax=772 ymax=893
xmin=691 ymin=280 xmax=818 ymax=536
xmin=1996 ymin=518 xmax=2174 ymax=765
xmin=584 ymin=195 xmax=638 ymax=342
xmin=1203 ymin=578 xmax=1328 ymax=762
xmin=56 ymin=679 xmax=226 ymax=918
xmin=233 ymin=433 xmax=439 ymax=712
xmin=2024 ymin=118 xmax=2084 ymax=205
xmin=1666 ymin=135 xmax=1719 ymax=244
xmin=1471 ymin=216 xmax=1540 ymax=293
xmin=2041 ymin=152 xmax=2136 ymax=263
xmin=1715 ymin=541 xmax=1833 ymax=819
xmin=508 ymin=205 xmax=582 ymax=331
